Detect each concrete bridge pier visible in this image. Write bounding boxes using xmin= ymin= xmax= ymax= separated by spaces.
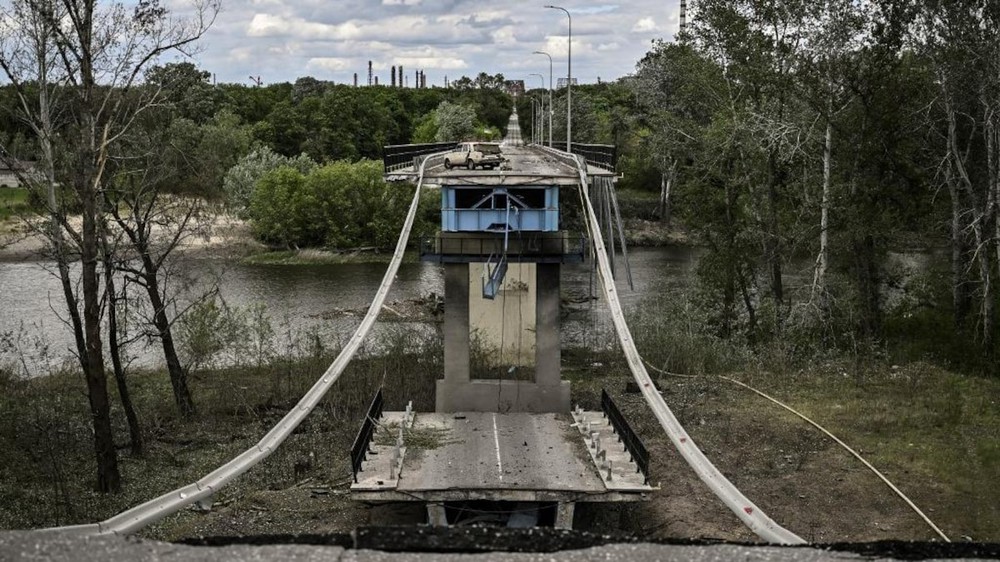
xmin=436 ymin=261 xmax=570 ymax=413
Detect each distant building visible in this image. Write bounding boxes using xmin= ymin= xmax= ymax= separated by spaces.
xmin=0 ymin=159 xmax=37 ymax=188
xmin=505 ymin=80 xmax=525 ymax=97
xmin=556 ymin=77 xmax=578 ymax=89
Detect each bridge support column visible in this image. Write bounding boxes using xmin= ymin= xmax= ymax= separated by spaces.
xmin=555 ymin=502 xmax=575 ymax=529
xmin=427 ymin=504 xmax=448 ymax=526
xmin=442 ymin=263 xmax=470 ymax=387
xmin=437 ymin=261 xmax=569 ymax=413
xmin=535 ymin=264 xmax=561 ymax=387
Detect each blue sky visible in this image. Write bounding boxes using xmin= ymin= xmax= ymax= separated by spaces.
xmin=167 ymin=0 xmax=680 ymax=86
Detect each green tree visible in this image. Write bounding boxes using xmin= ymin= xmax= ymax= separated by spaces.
xmin=434 ymin=101 xmax=476 ymax=142
xmin=223 ymin=147 xmax=316 ymax=218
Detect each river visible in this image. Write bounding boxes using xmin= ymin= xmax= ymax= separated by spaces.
xmin=0 ymin=247 xmax=701 ymax=376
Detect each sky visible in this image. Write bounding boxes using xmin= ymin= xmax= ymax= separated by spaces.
xmin=170 ymin=1 xmax=681 ymax=87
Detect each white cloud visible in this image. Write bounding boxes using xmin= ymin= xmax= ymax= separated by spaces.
xmin=307 ymin=57 xmax=353 ymax=71
xmin=193 ymin=0 xmax=678 ymax=85
xmin=491 ymin=26 xmax=518 ymax=46
xmin=632 ymin=17 xmax=657 ymax=33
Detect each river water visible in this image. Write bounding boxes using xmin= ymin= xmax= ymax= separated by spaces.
xmin=0 ymin=247 xmax=701 ymax=376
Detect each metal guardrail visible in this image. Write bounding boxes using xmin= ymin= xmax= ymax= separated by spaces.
xmin=569 ymin=143 xmax=616 ymax=172
xmin=384 ymin=142 xmax=459 ymax=173
xmin=601 ymin=389 xmax=650 ymax=484
xmin=351 ymin=389 xmax=385 ymax=482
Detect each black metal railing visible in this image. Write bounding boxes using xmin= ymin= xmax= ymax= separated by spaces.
xmin=417 ymin=234 xmax=587 ymax=262
xmin=383 ymin=142 xmax=458 ymax=173
xmin=570 ymin=143 xmax=617 ymax=172
xmin=350 ymin=388 xmax=385 ymax=482
xmin=601 ymin=389 xmax=650 ymax=484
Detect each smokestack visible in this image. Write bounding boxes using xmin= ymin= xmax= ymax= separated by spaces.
xmin=375 ymin=76 xmax=379 ymax=86
xmin=391 ymin=66 xmax=396 ymax=87
xmin=421 ymin=71 xmax=426 ymax=89
xmin=680 ymin=0 xmax=687 ymax=32
xmin=353 ymin=73 xmax=358 ymax=87
xmin=368 ymin=60 xmax=372 ymax=86
xmin=399 ymin=65 xmax=404 ymax=87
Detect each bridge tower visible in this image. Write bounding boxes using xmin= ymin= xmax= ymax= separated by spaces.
xmin=424 ymin=151 xmax=583 ymax=413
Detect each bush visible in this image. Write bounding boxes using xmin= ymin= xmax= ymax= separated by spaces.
xmin=223 ymin=147 xmax=316 ymax=219
xmin=248 ymin=159 xmax=424 ymax=250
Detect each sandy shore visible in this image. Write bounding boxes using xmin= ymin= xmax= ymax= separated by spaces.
xmin=0 ymin=214 xmax=264 ymax=263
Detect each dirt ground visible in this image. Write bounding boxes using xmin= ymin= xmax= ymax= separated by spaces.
xmin=0 ymin=214 xmax=262 ymax=262
xmin=139 ymin=357 xmax=997 ymax=545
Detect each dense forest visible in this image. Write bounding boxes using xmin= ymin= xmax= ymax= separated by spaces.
xmin=0 ymin=0 xmax=997 ymax=505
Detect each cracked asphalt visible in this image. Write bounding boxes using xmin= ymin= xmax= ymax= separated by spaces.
xmin=3 ymin=531 xmax=995 ymax=562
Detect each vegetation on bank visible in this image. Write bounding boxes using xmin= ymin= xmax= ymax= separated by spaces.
xmin=1 ymin=306 xmax=997 ymax=541
xmin=0 ymin=188 xmax=29 ymax=222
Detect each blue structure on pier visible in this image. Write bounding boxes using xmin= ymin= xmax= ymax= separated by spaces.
xmin=441 ymin=186 xmax=560 ymax=233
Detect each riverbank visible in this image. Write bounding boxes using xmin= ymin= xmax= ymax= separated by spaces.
xmin=1 ymin=335 xmax=996 ymax=542
xmin=0 ymin=213 xmax=265 ymax=263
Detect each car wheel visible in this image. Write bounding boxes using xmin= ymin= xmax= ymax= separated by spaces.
xmin=466 ymin=159 xmax=475 ymax=170
xmin=444 ymin=159 xmax=452 ymax=169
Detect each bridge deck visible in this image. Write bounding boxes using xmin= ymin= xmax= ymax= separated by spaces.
xmin=385 ymin=146 xmax=615 ymax=185
xmin=352 ymin=411 xmax=652 ymax=503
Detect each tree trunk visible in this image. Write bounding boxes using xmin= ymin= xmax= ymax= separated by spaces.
xmin=767 ymin=151 xmax=784 ymax=308
xmin=989 ymin=114 xmax=1000 ymax=349
xmin=949 ymin=173 xmax=971 ymax=327
xmin=103 ymin=229 xmax=143 ymax=457
xmin=658 ymin=162 xmax=674 ymax=226
xmin=852 ymin=234 xmax=882 ymax=339
xmin=812 ymin=119 xmax=832 ymax=315
xmin=140 ymin=255 xmax=196 ymax=417
xmin=80 ymin=180 xmax=120 ymax=493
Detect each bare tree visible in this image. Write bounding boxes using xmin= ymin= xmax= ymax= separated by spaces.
xmin=106 ymin=160 xmax=209 ymax=417
xmin=921 ymin=0 xmax=1000 ymax=346
xmin=0 ymin=0 xmax=217 ymax=492
xmin=101 ymin=216 xmax=144 ymax=456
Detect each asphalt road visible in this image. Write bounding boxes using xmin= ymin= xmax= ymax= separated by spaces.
xmin=2 ymin=531 xmax=996 ymax=561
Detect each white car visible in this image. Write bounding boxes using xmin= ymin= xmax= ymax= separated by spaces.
xmin=442 ymin=142 xmax=505 ymax=170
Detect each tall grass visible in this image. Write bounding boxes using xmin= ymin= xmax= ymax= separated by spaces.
xmin=0 ymin=188 xmax=30 ymax=221
xmin=0 ymin=309 xmax=442 ymax=530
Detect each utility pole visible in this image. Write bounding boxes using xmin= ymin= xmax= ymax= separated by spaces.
xmin=529 ymin=73 xmax=545 ymax=146
xmin=533 ymin=51 xmax=554 ymax=148
xmin=544 ymin=5 xmax=571 ymax=152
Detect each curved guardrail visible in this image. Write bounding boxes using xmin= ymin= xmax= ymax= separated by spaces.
xmin=42 ymin=151 xmax=441 ymax=537
xmin=548 ymin=145 xmax=805 ymax=545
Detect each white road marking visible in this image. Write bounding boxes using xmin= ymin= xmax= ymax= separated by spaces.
xmin=492 ymin=413 xmax=503 ymax=481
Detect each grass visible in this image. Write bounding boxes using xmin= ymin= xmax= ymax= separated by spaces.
xmin=0 ymin=327 xmax=441 ymax=532
xmin=0 ymin=188 xmax=31 ymax=222
xmin=1 ymin=292 xmax=997 ymax=542
xmin=374 ymin=423 xmax=457 ymax=450
xmin=743 ymin=362 xmax=1000 ymax=540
